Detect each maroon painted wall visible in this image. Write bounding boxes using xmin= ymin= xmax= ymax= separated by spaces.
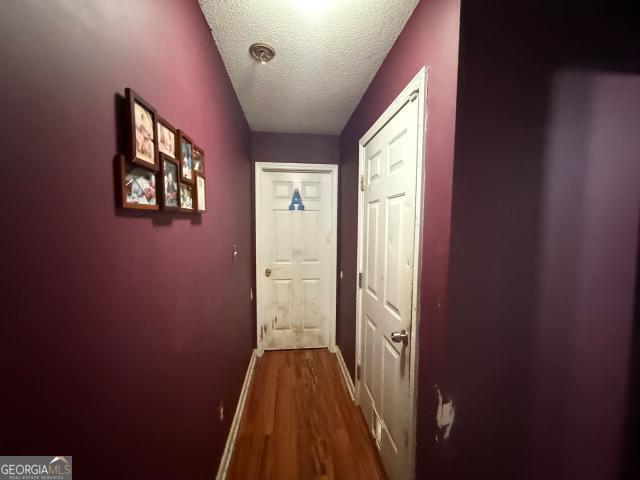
xmin=251 ymin=132 xmax=340 ymax=165
xmin=440 ymin=3 xmax=640 ymax=479
xmin=337 ymin=0 xmax=461 ymax=473
xmin=339 ymin=1 xmax=640 ymax=479
xmin=0 ymin=1 xmax=253 ymax=478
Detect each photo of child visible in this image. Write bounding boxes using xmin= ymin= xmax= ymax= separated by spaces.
xmin=125 ymin=166 xmax=156 ymax=205
xmin=134 ymin=102 xmax=155 ymax=165
xmin=181 ymin=138 xmax=193 ymax=181
xmin=158 ymin=122 xmax=175 ymax=158
xmin=193 ymin=147 xmax=204 ymax=174
xmin=163 ymin=160 xmax=178 ymax=207
xmin=180 ymin=183 xmax=193 ymax=209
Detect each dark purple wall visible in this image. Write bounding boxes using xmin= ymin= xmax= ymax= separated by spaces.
xmin=0 ymin=1 xmax=253 ymax=478
xmin=251 ymin=132 xmax=340 ymax=165
xmin=337 ymin=0 xmax=461 ymax=473
xmin=441 ymin=3 xmax=640 ymax=479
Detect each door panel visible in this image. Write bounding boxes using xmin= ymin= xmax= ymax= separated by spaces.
xmin=302 ymin=279 xmax=321 ymax=329
xmin=273 ymin=279 xmax=292 ymax=330
xmin=302 ymin=210 xmax=320 ymax=261
xmin=359 ymin=95 xmax=419 ymax=479
xmin=257 ymin=168 xmax=335 ymax=351
xmin=366 ymin=201 xmax=380 ymax=297
xmin=274 ymin=211 xmax=292 ymax=262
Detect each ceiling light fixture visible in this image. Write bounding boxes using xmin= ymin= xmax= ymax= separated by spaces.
xmin=249 ymin=43 xmax=275 ymax=65
xmin=296 ymin=0 xmax=334 ymax=14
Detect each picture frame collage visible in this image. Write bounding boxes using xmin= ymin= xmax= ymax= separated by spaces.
xmin=118 ymin=88 xmax=206 ymax=214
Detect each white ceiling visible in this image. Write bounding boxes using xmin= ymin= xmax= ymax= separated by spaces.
xmin=198 ymin=0 xmax=420 ymax=135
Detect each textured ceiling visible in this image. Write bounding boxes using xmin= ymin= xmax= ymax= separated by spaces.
xmin=198 ymin=0 xmax=420 ymax=134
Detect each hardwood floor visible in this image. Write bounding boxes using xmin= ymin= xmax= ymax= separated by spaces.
xmin=226 ymin=349 xmax=387 ymax=480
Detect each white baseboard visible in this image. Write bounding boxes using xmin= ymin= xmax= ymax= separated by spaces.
xmin=215 ymin=349 xmax=257 ymax=480
xmin=335 ymin=346 xmax=356 ymax=402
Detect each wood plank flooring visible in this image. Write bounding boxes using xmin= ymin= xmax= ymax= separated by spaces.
xmin=226 ymin=349 xmax=387 ymax=480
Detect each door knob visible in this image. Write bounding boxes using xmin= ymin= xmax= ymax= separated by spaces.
xmin=265 ymin=268 xmax=272 ymax=277
xmin=391 ymin=330 xmax=409 ymax=344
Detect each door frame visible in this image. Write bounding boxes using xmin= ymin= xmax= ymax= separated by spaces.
xmin=254 ymin=162 xmax=339 ymax=357
xmin=355 ymin=67 xmax=427 ymax=477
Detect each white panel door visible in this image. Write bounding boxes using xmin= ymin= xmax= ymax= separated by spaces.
xmin=256 ymin=167 xmax=336 ymax=351
xmin=359 ymin=95 xmax=419 ymax=479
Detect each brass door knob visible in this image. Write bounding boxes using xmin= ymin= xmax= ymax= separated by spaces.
xmin=265 ymin=268 xmax=272 ymax=277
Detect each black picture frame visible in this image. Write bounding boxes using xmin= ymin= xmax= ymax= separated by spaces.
xmin=179 ymin=182 xmax=195 ymax=212
xmin=193 ymin=144 xmax=205 ymax=177
xmin=177 ymin=129 xmax=194 ymax=184
xmin=159 ymin=153 xmax=181 ymax=211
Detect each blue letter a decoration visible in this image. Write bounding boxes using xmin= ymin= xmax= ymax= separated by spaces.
xmin=288 ymin=188 xmax=305 ymax=211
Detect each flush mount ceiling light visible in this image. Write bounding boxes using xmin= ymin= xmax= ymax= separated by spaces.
xmin=295 ymin=0 xmax=334 ymax=14
xmin=249 ymin=43 xmax=275 ymax=65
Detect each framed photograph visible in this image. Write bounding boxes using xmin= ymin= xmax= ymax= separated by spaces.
xmin=125 ymin=88 xmax=159 ymax=171
xmin=159 ymin=153 xmax=180 ymax=211
xmin=195 ymin=175 xmax=206 ymax=213
xmin=157 ymin=116 xmax=177 ymax=159
xmin=177 ymin=130 xmax=194 ymax=184
xmin=193 ymin=145 xmax=205 ymax=176
xmin=118 ymin=155 xmax=159 ymax=210
xmin=179 ymin=182 xmax=194 ymax=212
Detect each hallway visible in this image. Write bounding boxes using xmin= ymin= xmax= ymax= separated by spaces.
xmin=227 ymin=349 xmax=386 ymax=480
xmin=1 ymin=1 xmax=639 ymax=479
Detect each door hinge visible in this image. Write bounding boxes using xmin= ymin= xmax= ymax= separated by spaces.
xmin=360 ymin=175 xmax=366 ymax=192
xmin=356 ymin=364 xmax=361 ymax=381
xmin=358 ymin=272 xmax=363 ymax=289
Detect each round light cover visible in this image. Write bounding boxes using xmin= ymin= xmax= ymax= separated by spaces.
xmin=249 ymin=43 xmax=276 ymax=64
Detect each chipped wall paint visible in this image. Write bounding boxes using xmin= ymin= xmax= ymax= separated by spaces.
xmin=435 ymin=385 xmax=454 ymax=442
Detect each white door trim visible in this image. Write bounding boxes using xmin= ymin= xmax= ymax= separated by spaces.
xmin=355 ymin=66 xmax=427 ymax=479
xmin=255 ymin=162 xmax=339 ymax=357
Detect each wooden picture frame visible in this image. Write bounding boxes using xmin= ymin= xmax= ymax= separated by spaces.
xmin=195 ymin=174 xmax=206 ymax=213
xmin=177 ymin=129 xmax=194 ymax=184
xmin=159 ymin=153 xmax=181 ymax=211
xmin=179 ymin=182 xmax=195 ymax=212
xmin=192 ymin=144 xmax=205 ymax=177
xmin=157 ymin=115 xmax=177 ymax=160
xmin=118 ymin=155 xmax=159 ymax=210
xmin=125 ymin=88 xmax=159 ymax=171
